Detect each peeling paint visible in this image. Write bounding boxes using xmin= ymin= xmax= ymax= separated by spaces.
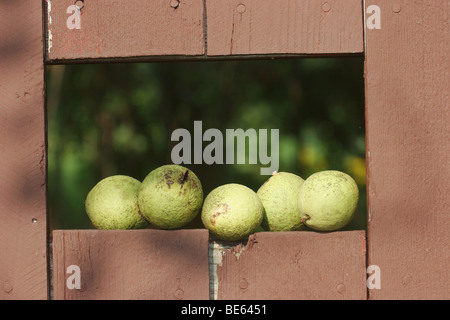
xmin=209 ymin=234 xmax=259 ymax=299
xmin=209 ymin=242 xmax=227 ymax=300
xmin=48 ymin=30 xmax=53 ymax=53
xmin=47 ymin=0 xmax=53 ymax=52
xmin=47 ymin=0 xmax=52 ymax=24
xmin=230 ymin=243 xmax=245 ymax=260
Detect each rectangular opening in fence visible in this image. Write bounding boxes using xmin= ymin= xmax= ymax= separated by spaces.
xmin=46 ymin=57 xmax=366 ymax=299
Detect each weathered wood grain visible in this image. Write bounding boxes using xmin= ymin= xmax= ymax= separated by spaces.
xmin=365 ymin=0 xmax=450 ymax=299
xmin=213 ymin=231 xmax=367 ymax=300
xmin=47 ymin=0 xmax=205 ymax=62
xmin=52 ymin=229 xmax=210 ymax=300
xmin=206 ymin=0 xmax=364 ymax=56
xmin=0 ymin=0 xmax=47 ymax=299
xmin=46 ymin=0 xmax=364 ymax=63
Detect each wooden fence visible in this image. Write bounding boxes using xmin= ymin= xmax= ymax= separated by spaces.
xmin=0 ymin=0 xmax=448 ymax=300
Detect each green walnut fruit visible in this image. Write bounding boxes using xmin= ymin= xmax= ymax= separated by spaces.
xmin=298 ymin=170 xmax=359 ymax=231
xmin=201 ymin=184 xmax=264 ymax=241
xmin=138 ymin=165 xmax=203 ymax=229
xmin=257 ymin=172 xmax=305 ymax=231
xmin=85 ymin=175 xmax=148 ymax=230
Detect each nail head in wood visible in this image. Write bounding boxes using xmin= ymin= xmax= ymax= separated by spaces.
xmin=237 ymin=4 xmax=246 ymax=14
xmin=336 ymin=283 xmax=346 ymax=294
xmin=75 ymin=1 xmax=84 ymax=10
xmin=322 ymin=2 xmax=331 ymax=13
xmin=175 ymin=289 xmax=184 ymax=299
xmin=239 ymin=278 xmax=249 ymax=289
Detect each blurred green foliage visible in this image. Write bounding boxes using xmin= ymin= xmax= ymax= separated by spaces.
xmin=46 ymin=57 xmax=366 ymax=231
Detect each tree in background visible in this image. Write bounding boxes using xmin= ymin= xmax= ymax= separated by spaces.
xmin=46 ymin=57 xmax=366 ymax=231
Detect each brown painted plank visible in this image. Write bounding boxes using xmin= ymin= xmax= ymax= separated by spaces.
xmin=206 ymin=0 xmax=364 ymax=56
xmin=365 ymin=0 xmax=450 ymax=299
xmin=52 ymin=229 xmax=210 ymax=300
xmin=47 ymin=0 xmax=205 ymax=62
xmin=213 ymin=231 xmax=367 ymax=300
xmin=0 ymin=1 xmax=47 ymax=299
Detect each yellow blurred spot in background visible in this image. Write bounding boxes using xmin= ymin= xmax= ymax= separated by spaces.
xmin=298 ymin=146 xmax=328 ymax=172
xmin=344 ymin=156 xmax=366 ymax=185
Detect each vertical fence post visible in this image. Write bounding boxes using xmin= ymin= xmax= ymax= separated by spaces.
xmin=0 ymin=0 xmax=47 ymax=299
xmin=365 ymin=0 xmax=449 ymax=299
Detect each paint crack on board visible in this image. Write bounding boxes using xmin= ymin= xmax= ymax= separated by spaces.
xmin=360 ymin=233 xmax=367 ymax=257
xmin=39 ymin=143 xmax=46 ymax=174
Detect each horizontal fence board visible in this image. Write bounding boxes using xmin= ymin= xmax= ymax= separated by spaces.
xmin=47 ymin=0 xmax=205 ymax=62
xmin=46 ymin=0 xmax=363 ymax=63
xmin=212 ymin=231 xmax=367 ymax=300
xmin=206 ymin=0 xmax=364 ymax=56
xmin=52 ymin=229 xmax=367 ymax=300
xmin=52 ymin=229 xmax=210 ymax=300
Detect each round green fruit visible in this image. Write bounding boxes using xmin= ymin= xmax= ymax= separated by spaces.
xmin=201 ymin=184 xmax=264 ymax=241
xmin=298 ymin=170 xmax=359 ymax=231
xmin=138 ymin=165 xmax=203 ymax=229
xmin=257 ymin=172 xmax=305 ymax=231
xmin=85 ymin=175 xmax=148 ymax=230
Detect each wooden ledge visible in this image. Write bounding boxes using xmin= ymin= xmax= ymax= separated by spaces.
xmin=51 ymin=229 xmax=210 ymax=300
xmin=52 ymin=229 xmax=366 ymax=300
xmin=211 ymin=230 xmax=367 ymax=300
